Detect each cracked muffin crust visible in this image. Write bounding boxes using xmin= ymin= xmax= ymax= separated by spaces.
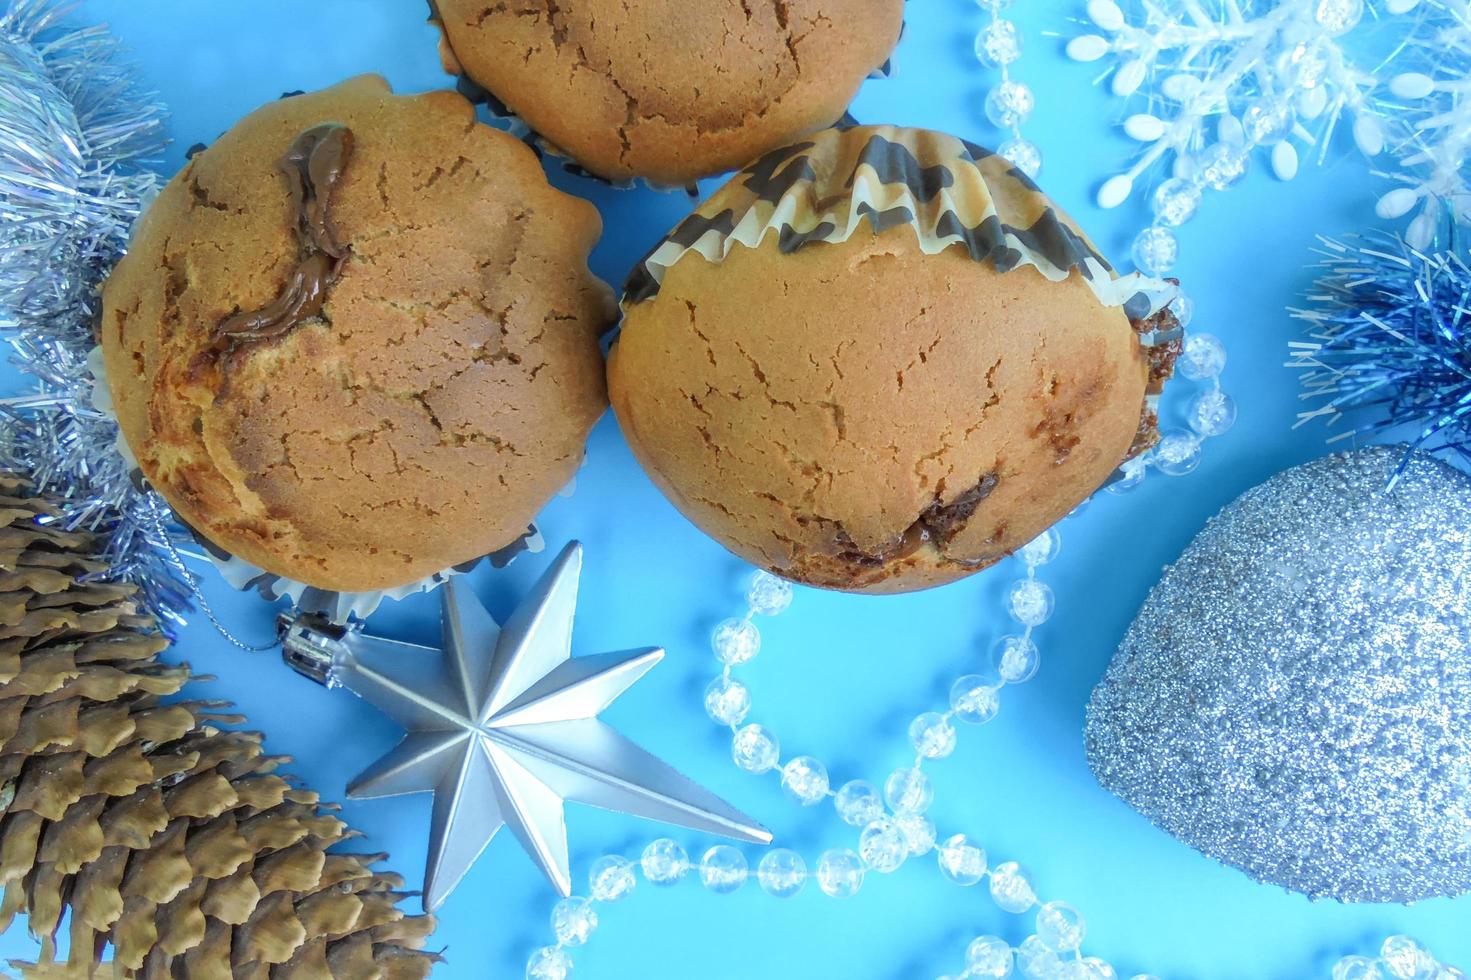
xmin=428 ymin=0 xmax=905 ymax=185
xmin=608 ymin=126 xmax=1178 ymax=593
xmin=100 ymin=76 xmax=613 ymax=592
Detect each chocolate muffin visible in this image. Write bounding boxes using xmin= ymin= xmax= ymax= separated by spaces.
xmin=101 ymin=76 xmax=612 ymax=592
xmin=608 ymin=126 xmax=1180 ymax=593
xmin=428 ymin=0 xmax=904 ymax=186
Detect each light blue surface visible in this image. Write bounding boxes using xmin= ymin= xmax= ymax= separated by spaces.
xmin=3 ymin=2 xmax=1469 ymax=977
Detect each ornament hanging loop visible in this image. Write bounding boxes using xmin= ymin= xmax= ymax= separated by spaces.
xmin=278 ymin=609 xmax=438 ymax=686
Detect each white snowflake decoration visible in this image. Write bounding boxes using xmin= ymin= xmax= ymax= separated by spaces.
xmin=1066 ymin=0 xmax=1471 ymax=264
xmin=1372 ymin=1 xmax=1471 ymax=246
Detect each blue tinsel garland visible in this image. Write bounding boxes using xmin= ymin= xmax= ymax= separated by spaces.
xmin=1290 ymin=231 xmax=1471 ymax=484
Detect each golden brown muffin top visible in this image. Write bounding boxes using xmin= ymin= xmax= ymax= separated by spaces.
xmin=430 ymin=0 xmax=905 ymax=185
xmin=101 ymin=76 xmax=613 ymax=592
xmin=609 ymin=126 xmax=1179 ymax=592
xmin=611 ymin=232 xmax=1162 ymax=592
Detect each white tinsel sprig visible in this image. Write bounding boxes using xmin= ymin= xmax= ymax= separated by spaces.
xmin=1071 ymin=0 xmax=1387 ymax=196
xmin=1371 ymin=1 xmax=1471 ymax=248
xmin=0 ymin=0 xmax=193 ymax=626
xmin=1063 ymin=0 xmax=1453 ymax=272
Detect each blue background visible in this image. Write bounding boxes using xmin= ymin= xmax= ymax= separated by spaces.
xmin=3 ymin=1 xmax=1468 ymax=977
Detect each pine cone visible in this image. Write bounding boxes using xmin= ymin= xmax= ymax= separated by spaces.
xmin=0 ymin=477 xmax=439 ymax=978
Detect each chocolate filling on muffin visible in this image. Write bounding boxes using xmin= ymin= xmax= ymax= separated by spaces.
xmin=215 ymin=124 xmax=354 ymax=349
xmin=834 ymin=473 xmax=1002 ymax=569
xmin=1124 ymin=298 xmax=1185 ymax=460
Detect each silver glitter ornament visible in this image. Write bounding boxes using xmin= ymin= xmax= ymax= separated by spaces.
xmin=1086 ymin=445 xmax=1471 ymax=903
xmin=284 ymin=542 xmax=770 ymax=908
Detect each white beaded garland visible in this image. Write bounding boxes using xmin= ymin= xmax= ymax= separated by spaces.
xmin=640 ymin=838 xmax=689 ymax=886
xmin=1130 ymin=225 xmax=1180 ymax=275
xmin=703 ymin=674 xmax=752 ymax=726
xmin=699 ymin=845 xmax=748 ymax=893
xmin=757 ymin=848 xmax=807 ymax=898
xmin=937 ymin=833 xmax=988 ymax=886
xmin=1315 ymin=0 xmax=1366 ymax=33
xmin=746 ymin=570 xmax=794 ymax=615
xmin=1018 ymin=528 xmax=1060 ymax=567
xmin=966 ymin=935 xmax=1015 ymax=977
xmin=780 ymin=755 xmax=831 ymax=805
xmin=526 ymin=945 xmax=573 ymax=980
xmin=859 ymin=817 xmax=910 ymax=873
xmin=884 ymin=765 xmax=935 ymax=814
xmin=816 ymin=848 xmax=866 ymax=897
xmin=985 ymin=80 xmax=1036 ymax=128
xmin=895 ymin=812 xmax=938 ymax=855
xmin=1105 ymin=456 xmax=1148 ymax=495
xmin=909 ymin=711 xmax=958 ymax=759
xmin=950 ymin=674 xmax=1002 ymax=724
xmin=550 ymin=897 xmax=598 ymax=947
xmin=1333 ymin=956 xmax=1379 ymax=980
xmin=1178 ymin=332 xmax=1228 ymax=380
xmin=992 ymin=633 xmax=1041 ymax=683
xmin=998 ymin=136 xmax=1043 ymax=178
xmin=588 ymin=855 xmax=636 ymax=902
xmin=1346 ymin=945 xmax=1460 ymax=980
xmin=1187 ymin=387 xmax=1237 ymax=437
xmin=1153 ymin=430 xmax=1203 ymax=477
xmin=1242 ymin=98 xmax=1295 ymax=144
xmin=1170 ymin=287 xmax=1195 ymax=328
xmin=973 ymin=0 xmax=1037 ymax=180
xmin=1151 ymin=177 xmax=1202 ymax=226
xmin=731 ymin=723 xmax=781 ymax=773
xmin=1016 ymin=935 xmax=1063 ymax=979
xmin=835 ymin=779 xmax=887 ymax=827
xmin=711 ymin=617 xmax=760 ymax=665
xmin=1006 ymin=578 xmax=1055 ymax=626
xmin=1197 ymin=142 xmax=1250 ymax=190
xmin=975 ymin=18 xmax=1022 ymax=66
xmin=1036 ymin=901 xmax=1087 ymax=953
xmin=1378 ymin=935 xmax=1438 ymax=978
xmin=990 ymin=861 xmax=1039 ymax=913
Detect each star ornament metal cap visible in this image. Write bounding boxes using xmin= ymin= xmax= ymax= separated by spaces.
xmin=316 ymin=542 xmax=770 ymax=909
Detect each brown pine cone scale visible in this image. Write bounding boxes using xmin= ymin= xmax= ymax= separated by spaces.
xmin=0 ymin=478 xmax=438 ymax=978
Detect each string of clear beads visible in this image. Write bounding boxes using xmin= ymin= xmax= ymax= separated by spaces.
xmin=974 ymin=0 xmax=1042 ymax=177
xmin=1108 ymin=312 xmax=1235 ymax=494
xmin=529 ymin=537 xmax=1151 ymax=980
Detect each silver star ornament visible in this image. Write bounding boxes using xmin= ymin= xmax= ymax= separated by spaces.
xmin=298 ymin=542 xmax=770 ymax=909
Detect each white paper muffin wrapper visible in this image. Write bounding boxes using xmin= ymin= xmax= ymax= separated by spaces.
xmin=622 ymin=124 xmax=1178 ymax=321
xmin=89 ymin=348 xmax=542 ymax=624
xmin=189 ymin=523 xmax=541 ymax=624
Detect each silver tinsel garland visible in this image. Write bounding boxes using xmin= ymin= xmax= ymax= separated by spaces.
xmin=0 ymin=0 xmax=191 ymax=625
